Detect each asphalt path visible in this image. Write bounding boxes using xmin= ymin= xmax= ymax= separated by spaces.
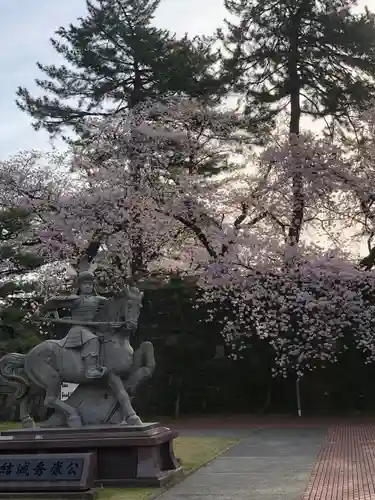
xmin=158 ymin=427 xmax=326 ymax=500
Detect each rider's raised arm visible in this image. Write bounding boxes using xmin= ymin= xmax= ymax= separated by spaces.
xmin=39 ymin=295 xmax=78 ymax=314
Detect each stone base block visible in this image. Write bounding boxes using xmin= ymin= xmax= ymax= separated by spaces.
xmin=0 ymin=423 xmax=183 ymax=491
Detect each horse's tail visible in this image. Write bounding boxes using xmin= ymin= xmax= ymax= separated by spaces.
xmin=0 ymin=353 xmax=29 ymax=403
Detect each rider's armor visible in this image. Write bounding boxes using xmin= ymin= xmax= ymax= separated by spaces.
xmin=61 ymin=294 xmax=108 ymax=379
xmin=45 ymin=271 xmax=108 ymax=380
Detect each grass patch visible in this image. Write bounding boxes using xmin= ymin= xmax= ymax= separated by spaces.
xmin=0 ymin=422 xmax=238 ymax=500
xmin=0 ymin=421 xmax=21 ymax=430
xmin=98 ymin=489 xmax=156 ymax=500
xmin=99 ymin=436 xmax=238 ymax=500
xmin=174 ymin=436 xmax=238 ymax=472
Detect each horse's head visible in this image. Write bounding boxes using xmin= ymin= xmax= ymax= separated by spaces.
xmin=115 ymin=286 xmax=144 ymax=334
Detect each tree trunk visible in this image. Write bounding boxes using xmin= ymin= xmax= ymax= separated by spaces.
xmin=287 ymin=12 xmax=304 ymax=250
xmin=77 ymin=66 xmax=147 ymax=278
xmin=129 ymin=66 xmax=146 ymax=279
xmin=296 ymin=377 xmax=302 ymax=417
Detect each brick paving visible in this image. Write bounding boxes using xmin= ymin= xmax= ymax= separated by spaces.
xmin=302 ymin=424 xmax=375 ymax=500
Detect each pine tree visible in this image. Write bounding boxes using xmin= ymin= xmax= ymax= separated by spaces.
xmin=220 ymin=0 xmax=375 ymax=246
xmin=0 ymin=208 xmax=45 ymax=355
xmin=221 ymin=0 xmax=375 ymax=136
xmin=16 ymin=0 xmax=221 ymax=138
xmin=0 ymin=208 xmax=44 ymax=282
xmin=16 ymin=0 xmax=226 ymax=276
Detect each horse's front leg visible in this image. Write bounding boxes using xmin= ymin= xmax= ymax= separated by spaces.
xmin=125 ymin=341 xmax=155 ymax=395
xmin=19 ymin=394 xmax=35 ymax=429
xmin=5 ymin=388 xmax=35 ymax=429
xmin=107 ymin=371 xmax=142 ymax=425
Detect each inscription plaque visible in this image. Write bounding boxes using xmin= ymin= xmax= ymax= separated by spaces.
xmin=0 ymin=452 xmax=95 ymax=494
xmin=0 ymin=456 xmax=84 ymax=481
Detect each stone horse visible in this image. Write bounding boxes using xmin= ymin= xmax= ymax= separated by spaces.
xmin=0 ymin=287 xmax=155 ymax=428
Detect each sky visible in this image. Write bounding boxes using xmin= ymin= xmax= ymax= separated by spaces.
xmin=0 ymin=0 xmax=228 ymax=158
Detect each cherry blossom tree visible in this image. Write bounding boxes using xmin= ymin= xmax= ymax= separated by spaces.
xmin=4 ymin=98 xmax=375 ymax=385
xmin=202 ymin=251 xmax=375 ymax=374
xmin=334 ymin=107 xmax=375 ymax=271
xmin=0 ymin=98 xmax=250 ymax=288
xmin=197 ymin=127 xmax=375 ymax=381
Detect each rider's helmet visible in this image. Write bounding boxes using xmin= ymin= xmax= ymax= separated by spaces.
xmin=76 ymin=270 xmax=95 ymax=284
xmin=76 ymin=270 xmax=96 ymax=295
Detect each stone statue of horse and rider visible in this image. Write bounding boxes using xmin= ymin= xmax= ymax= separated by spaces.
xmin=0 ymin=269 xmax=156 ymax=428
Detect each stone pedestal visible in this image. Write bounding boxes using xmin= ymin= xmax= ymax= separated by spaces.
xmin=0 ymin=423 xmax=183 ymax=494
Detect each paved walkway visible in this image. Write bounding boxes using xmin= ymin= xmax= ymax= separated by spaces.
xmin=159 ymin=423 xmax=375 ymax=500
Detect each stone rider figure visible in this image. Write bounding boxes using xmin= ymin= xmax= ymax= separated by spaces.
xmin=39 ymin=270 xmax=108 ymax=379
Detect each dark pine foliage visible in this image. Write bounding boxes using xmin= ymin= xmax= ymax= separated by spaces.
xmin=16 ymin=0 xmax=223 ymax=138
xmin=219 ymin=0 xmax=375 ymax=137
xmin=0 ymin=208 xmax=46 ymax=354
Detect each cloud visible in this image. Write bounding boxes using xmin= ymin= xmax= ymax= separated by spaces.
xmin=154 ymin=0 xmax=226 ymax=36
